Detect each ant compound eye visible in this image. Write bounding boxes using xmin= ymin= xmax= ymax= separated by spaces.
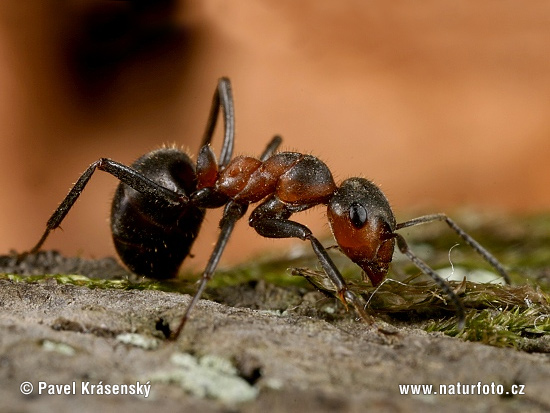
xmin=349 ymin=202 xmax=368 ymax=229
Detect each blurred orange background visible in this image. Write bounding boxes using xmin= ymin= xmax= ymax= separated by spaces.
xmin=1 ymin=1 xmax=549 ymax=271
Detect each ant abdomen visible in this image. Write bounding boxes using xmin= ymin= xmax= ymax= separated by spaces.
xmin=110 ymin=147 xmax=205 ymax=278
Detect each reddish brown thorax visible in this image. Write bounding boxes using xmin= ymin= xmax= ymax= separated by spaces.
xmin=199 ymin=150 xmax=338 ymax=205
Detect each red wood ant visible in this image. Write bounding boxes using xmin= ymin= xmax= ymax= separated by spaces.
xmin=24 ymin=78 xmax=510 ymax=339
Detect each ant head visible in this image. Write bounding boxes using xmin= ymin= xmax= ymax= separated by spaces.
xmin=327 ymin=178 xmax=396 ymax=286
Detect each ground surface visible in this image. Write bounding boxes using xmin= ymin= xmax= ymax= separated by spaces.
xmin=1 ymin=214 xmax=550 ymax=412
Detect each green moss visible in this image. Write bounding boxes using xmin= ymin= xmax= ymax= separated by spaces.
xmin=426 ymin=306 xmax=550 ymax=348
xmin=292 ymin=264 xmax=550 ymax=348
xmin=0 ymin=273 xmax=162 ymax=291
xmin=3 ymin=212 xmax=550 ymax=349
xmin=288 ymin=210 xmax=550 ymax=349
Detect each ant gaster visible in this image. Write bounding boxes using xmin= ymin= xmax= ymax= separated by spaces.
xmin=25 ymin=78 xmax=510 ymax=339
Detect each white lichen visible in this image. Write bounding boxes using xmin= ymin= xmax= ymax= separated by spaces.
xmin=116 ymin=333 xmax=160 ymax=350
xmin=150 ymin=352 xmax=258 ymax=405
xmin=42 ymin=339 xmax=76 ymax=356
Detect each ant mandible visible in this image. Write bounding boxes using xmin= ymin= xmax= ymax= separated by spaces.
xmin=25 ymin=77 xmax=510 ymax=340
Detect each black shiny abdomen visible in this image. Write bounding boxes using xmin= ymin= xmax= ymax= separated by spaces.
xmin=110 ymin=148 xmax=205 ymax=278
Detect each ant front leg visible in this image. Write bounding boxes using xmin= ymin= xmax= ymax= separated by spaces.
xmin=248 ymin=196 xmax=372 ymax=322
xmin=396 ymin=213 xmax=511 ymax=284
xmin=25 ymin=158 xmax=187 ymax=255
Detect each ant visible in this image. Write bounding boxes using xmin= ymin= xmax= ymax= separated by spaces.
xmin=24 ymin=77 xmax=510 ymax=339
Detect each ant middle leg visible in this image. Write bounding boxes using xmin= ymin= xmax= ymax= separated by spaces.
xmin=170 ymin=135 xmax=284 ymax=339
xmin=171 ymin=200 xmax=248 ymax=340
xmin=25 ymin=158 xmax=187 ymax=255
xmin=259 ymin=135 xmax=283 ymax=161
xmin=395 ymin=213 xmax=510 ymax=284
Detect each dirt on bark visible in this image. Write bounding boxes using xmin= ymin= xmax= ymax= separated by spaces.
xmin=0 ymin=251 xmax=549 ymax=412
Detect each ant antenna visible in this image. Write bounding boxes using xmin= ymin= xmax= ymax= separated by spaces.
xmin=395 ymin=234 xmax=466 ymax=330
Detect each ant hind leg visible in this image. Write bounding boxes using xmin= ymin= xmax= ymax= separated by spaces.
xmin=24 ymin=158 xmax=186 ymax=255
xmin=200 ymin=77 xmax=235 ymax=168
